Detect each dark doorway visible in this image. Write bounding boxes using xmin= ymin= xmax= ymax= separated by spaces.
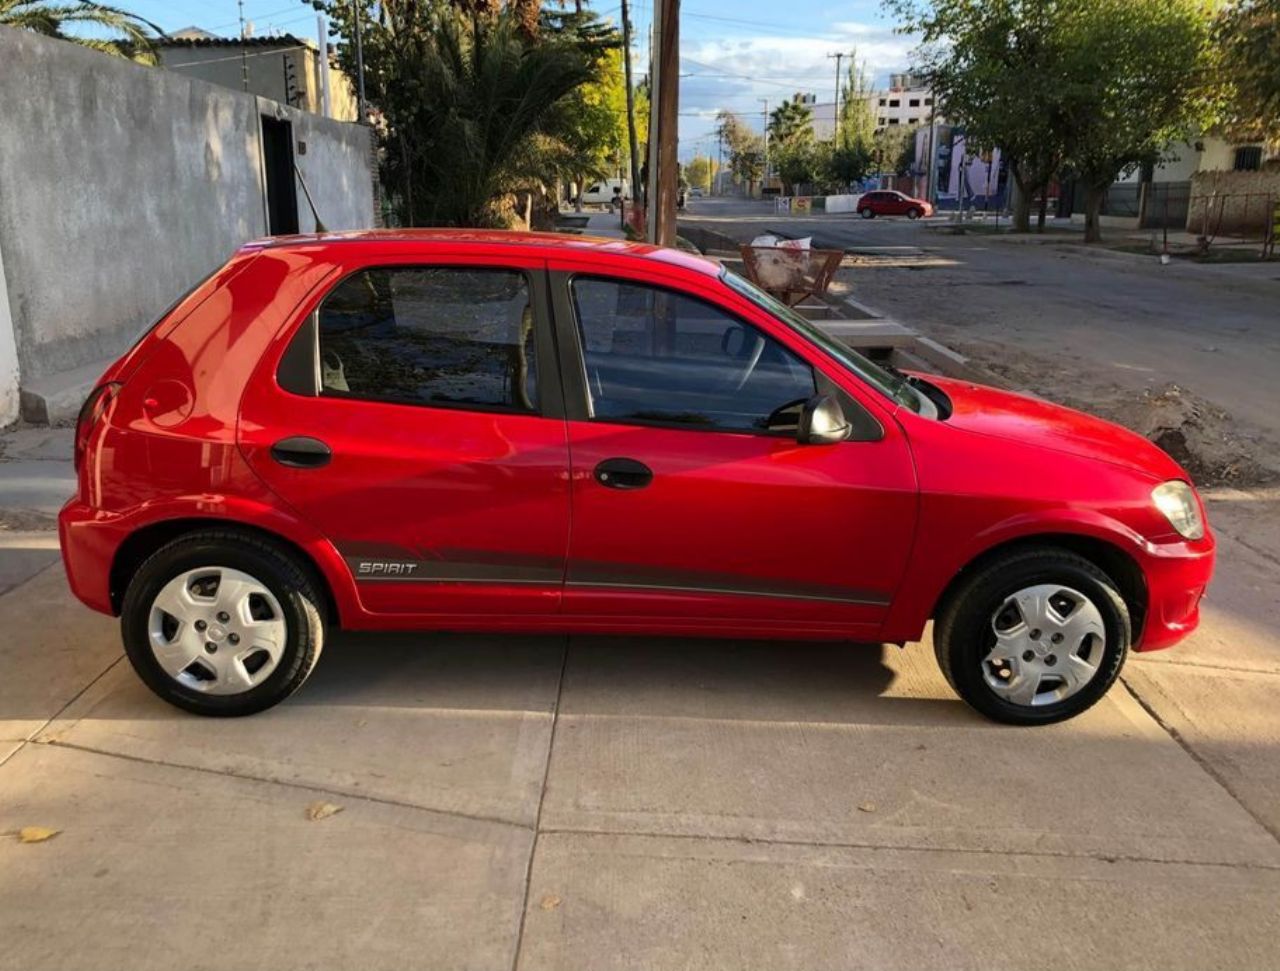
xmin=261 ymin=115 xmax=299 ymax=235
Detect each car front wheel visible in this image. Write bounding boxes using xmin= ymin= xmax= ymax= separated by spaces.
xmin=933 ymin=548 xmax=1130 ymax=725
xmin=859 ymin=207 xmax=875 ymax=219
xmin=121 ymin=529 xmax=325 ymax=716
xmin=907 ymin=207 xmax=922 ymax=219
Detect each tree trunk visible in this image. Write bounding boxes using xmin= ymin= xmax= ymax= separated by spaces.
xmin=1011 ymin=175 xmax=1032 ymax=233
xmin=1083 ymin=184 xmax=1105 ymax=243
xmin=575 ymin=176 xmax=584 ymax=213
xmin=1036 ymin=185 xmax=1049 ymax=231
xmin=620 ymin=0 xmax=641 ymax=200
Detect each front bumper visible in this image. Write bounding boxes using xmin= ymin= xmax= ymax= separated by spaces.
xmin=1135 ymin=533 xmax=1216 ymax=651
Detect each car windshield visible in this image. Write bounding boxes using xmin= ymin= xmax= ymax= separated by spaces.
xmin=721 ymin=267 xmax=928 ymax=414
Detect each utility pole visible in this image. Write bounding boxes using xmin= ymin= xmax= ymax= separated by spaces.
xmin=716 ymin=127 xmax=723 ymax=197
xmin=758 ymin=97 xmax=769 ymax=191
xmin=646 ymin=0 xmax=680 ymax=245
xmin=827 ymin=52 xmax=844 ymax=141
xmin=317 ymin=14 xmax=332 ymax=118
xmin=237 ymin=0 xmax=249 ymax=92
xmin=351 ymin=0 xmax=367 ymax=121
xmin=620 ymin=0 xmax=641 ymax=214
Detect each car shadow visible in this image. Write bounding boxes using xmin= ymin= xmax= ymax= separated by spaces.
xmin=295 ymin=630 xmax=976 ymax=728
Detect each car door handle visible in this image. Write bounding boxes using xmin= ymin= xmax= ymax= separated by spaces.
xmin=594 ymin=457 xmax=653 ymax=490
xmin=270 ymin=436 xmax=332 ymax=469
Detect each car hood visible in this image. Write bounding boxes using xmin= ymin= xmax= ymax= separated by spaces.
xmin=921 ymin=375 xmax=1185 ymax=480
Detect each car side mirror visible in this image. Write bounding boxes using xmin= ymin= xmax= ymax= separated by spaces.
xmin=798 ymin=394 xmax=851 ymax=445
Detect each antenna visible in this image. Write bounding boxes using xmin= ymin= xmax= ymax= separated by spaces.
xmin=237 ymin=0 xmax=249 ymax=91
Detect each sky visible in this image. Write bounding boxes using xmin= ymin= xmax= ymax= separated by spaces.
xmin=113 ymin=0 xmax=920 ymax=162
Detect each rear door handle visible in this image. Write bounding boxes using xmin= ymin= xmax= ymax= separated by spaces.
xmin=270 ymin=436 xmax=332 ymax=469
xmin=594 ymin=457 xmax=653 ymax=490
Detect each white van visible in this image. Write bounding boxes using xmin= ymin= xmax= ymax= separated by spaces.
xmin=578 ymin=178 xmax=631 ymax=208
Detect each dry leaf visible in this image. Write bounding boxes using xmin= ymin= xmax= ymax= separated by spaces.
xmin=305 ymin=801 xmax=343 ymax=821
xmin=857 ymin=801 xmax=877 ymax=814
xmin=540 ymin=894 xmax=561 ymax=911
xmin=19 ymin=826 xmax=59 ymax=843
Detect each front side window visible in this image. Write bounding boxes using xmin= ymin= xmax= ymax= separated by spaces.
xmin=316 ymin=266 xmax=538 ymax=411
xmin=570 ymin=277 xmax=816 ymax=434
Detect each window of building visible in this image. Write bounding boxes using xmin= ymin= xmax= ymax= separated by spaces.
xmin=909 ymin=98 xmax=920 ymax=107
xmin=888 ymin=118 xmax=899 ymax=125
xmin=889 ymin=99 xmax=900 ymax=107
xmin=878 ymin=98 xmax=886 ymax=106
xmin=569 ymin=277 xmax=817 ymax=434
xmin=1233 ymin=145 xmax=1263 ymax=171
xmin=924 ymin=97 xmax=933 ymax=107
xmin=315 ymin=266 xmax=539 ymax=411
xmin=878 ymin=117 xmax=887 ymax=127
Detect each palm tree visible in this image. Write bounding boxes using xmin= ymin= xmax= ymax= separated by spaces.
xmin=381 ymin=8 xmax=597 ymax=226
xmin=0 ymin=1 xmax=163 ymax=61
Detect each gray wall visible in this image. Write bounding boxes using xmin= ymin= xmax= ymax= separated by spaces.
xmin=0 ymin=27 xmax=373 ymax=410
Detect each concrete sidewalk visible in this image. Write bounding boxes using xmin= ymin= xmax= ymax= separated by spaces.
xmin=2 ymin=554 xmax=1279 ymax=969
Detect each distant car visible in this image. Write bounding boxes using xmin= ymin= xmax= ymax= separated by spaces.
xmin=61 ymin=230 xmax=1213 ymax=722
xmin=578 ymin=178 xmax=630 ymax=208
xmin=690 ymin=187 xmax=704 ymax=197
xmin=857 ymin=190 xmax=933 ymax=219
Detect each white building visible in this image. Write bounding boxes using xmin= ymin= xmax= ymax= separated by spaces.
xmin=810 ymin=73 xmax=940 ymax=139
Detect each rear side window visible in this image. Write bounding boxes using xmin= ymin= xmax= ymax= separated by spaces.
xmin=569 ymin=277 xmax=817 ymax=434
xmin=314 ymin=266 xmax=538 ymax=411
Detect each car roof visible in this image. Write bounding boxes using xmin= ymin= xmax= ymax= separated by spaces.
xmin=239 ymin=228 xmax=721 ymax=277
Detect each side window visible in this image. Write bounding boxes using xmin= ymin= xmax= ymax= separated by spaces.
xmin=316 ymin=266 xmax=538 ymax=411
xmin=570 ymin=277 xmax=816 ymax=434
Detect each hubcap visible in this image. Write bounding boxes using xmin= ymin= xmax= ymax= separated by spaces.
xmin=147 ymin=567 xmax=287 ymax=695
xmin=983 ymin=584 xmax=1106 ymax=707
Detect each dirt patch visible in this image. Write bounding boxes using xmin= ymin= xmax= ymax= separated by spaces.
xmin=946 ymin=339 xmax=1278 ymax=487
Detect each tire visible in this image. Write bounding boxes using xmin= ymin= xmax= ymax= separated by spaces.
xmin=121 ymin=529 xmax=326 ymax=717
xmin=933 ymin=547 xmax=1130 ymax=725
xmin=859 ymin=207 xmax=875 ymax=219
xmin=907 ymin=207 xmax=922 ymax=220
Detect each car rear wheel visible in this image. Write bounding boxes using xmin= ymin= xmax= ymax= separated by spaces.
xmin=907 ymin=207 xmax=922 ymax=220
xmin=859 ymin=207 xmax=875 ymax=219
xmin=933 ymin=548 xmax=1130 ymax=725
xmin=121 ymin=529 xmax=325 ymax=717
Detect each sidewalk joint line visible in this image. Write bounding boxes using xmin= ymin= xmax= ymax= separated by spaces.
xmin=1120 ymin=674 xmax=1280 ymax=846
xmin=511 ymin=635 xmax=570 ymax=971
xmin=34 ymin=737 xmax=533 ymax=832
xmin=0 ymin=655 xmax=124 ymax=770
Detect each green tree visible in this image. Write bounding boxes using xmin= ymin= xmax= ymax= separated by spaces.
xmin=685 ymin=154 xmax=718 ymax=191
xmin=767 ymin=97 xmax=814 ymax=145
xmin=0 ymin=0 xmax=162 ymax=60
xmin=891 ymin=0 xmax=1070 ymax=232
xmin=717 ymin=110 xmax=765 ymax=189
xmin=773 ymin=138 xmax=819 ymax=193
xmin=558 ymin=43 xmax=629 ymax=210
xmin=837 ymin=56 xmax=877 ymax=150
xmin=872 ymin=124 xmax=919 ymax=177
xmin=1217 ymin=0 xmax=1280 ymax=142
xmin=313 ymin=1 xmax=610 ymax=227
xmin=1058 ymin=0 xmax=1218 ymax=241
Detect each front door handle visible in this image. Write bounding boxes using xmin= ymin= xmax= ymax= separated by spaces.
xmin=270 ymin=436 xmax=332 ymax=469
xmin=594 ymin=457 xmax=653 ymax=490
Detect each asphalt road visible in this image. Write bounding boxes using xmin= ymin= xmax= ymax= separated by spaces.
xmin=682 ymin=197 xmax=1280 ymax=444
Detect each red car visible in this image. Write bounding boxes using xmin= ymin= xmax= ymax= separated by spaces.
xmin=60 ymin=231 xmax=1213 ymax=723
xmin=858 ymin=190 xmax=934 ymax=219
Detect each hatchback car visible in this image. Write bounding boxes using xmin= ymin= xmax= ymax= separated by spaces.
xmin=61 ymin=230 xmax=1214 ymax=722
xmin=858 ymin=190 xmax=934 ymax=219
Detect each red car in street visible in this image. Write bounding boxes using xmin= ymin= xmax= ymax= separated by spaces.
xmin=60 ymin=231 xmax=1214 ymax=722
xmin=857 ymin=190 xmax=934 ymax=219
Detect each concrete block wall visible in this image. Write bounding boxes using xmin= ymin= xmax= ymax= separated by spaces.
xmin=1187 ymin=170 xmax=1280 ymax=236
xmin=0 ymin=27 xmax=375 ymax=426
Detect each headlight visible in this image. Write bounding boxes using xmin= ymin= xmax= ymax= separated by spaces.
xmin=1152 ymin=480 xmax=1204 ymax=540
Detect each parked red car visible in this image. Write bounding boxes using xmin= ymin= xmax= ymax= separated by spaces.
xmin=857 ymin=190 xmax=934 ymax=219
xmin=60 ymin=231 xmax=1213 ymax=722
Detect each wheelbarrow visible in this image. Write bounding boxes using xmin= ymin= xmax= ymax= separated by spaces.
xmin=738 ymin=244 xmax=844 ymax=307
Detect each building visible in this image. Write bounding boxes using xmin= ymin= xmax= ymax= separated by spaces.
xmin=810 ymin=73 xmax=940 ymax=140
xmin=157 ymin=28 xmax=358 ymax=122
